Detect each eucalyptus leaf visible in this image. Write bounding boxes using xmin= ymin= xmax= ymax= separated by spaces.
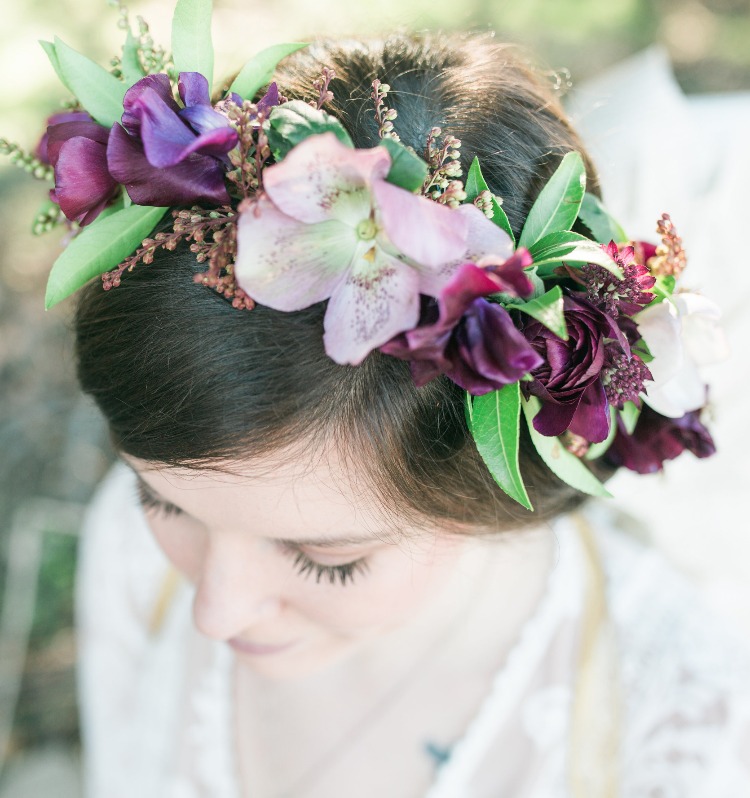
xmin=585 ymin=407 xmax=618 ymax=460
xmin=121 ymin=29 xmax=146 ymax=87
xmin=172 ymin=0 xmax=214 ymax=88
xmin=379 ymin=138 xmax=428 ymax=192
xmin=53 ymin=37 xmax=127 ymax=128
xmin=619 ymin=401 xmax=641 ymax=435
xmin=230 ymin=42 xmax=309 ymax=101
xmin=521 ymin=396 xmax=612 ymax=498
xmin=266 ymin=100 xmax=353 ymax=160
xmin=464 ymin=157 xmax=515 ymax=244
xmin=578 ymin=192 xmax=627 ymax=244
xmin=45 ymin=205 xmax=168 ymax=309
xmin=518 ymin=152 xmax=586 ymax=250
xmin=510 ymin=286 xmax=567 ymax=340
xmin=40 ymin=41 xmax=73 ymax=94
xmin=468 ymin=383 xmax=533 ymax=511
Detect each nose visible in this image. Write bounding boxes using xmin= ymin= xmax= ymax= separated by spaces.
xmin=191 ymin=534 xmax=284 ymax=641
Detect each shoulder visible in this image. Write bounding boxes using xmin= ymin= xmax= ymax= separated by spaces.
xmin=585 ymin=504 xmax=750 ymax=795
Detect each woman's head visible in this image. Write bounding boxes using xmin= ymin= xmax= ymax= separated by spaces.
xmin=76 ymin=32 xmax=607 ymax=540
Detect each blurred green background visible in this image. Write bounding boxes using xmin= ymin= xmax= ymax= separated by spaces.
xmin=0 ymin=0 xmax=748 ymax=794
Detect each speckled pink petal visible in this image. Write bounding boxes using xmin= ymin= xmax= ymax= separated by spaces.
xmin=263 ymin=132 xmax=391 ymax=225
xmin=323 ymin=248 xmax=421 ymax=365
xmin=373 ymin=179 xmax=468 ymax=270
xmin=235 ymin=197 xmax=355 ymax=311
xmin=415 ymin=203 xmax=515 ymax=297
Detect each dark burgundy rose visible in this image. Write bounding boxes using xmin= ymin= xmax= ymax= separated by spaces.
xmin=522 ymin=296 xmax=630 ymax=443
xmin=380 ymin=252 xmax=542 ymax=395
xmin=107 ymin=72 xmax=238 ymax=207
xmin=39 ymin=111 xmax=120 ymax=226
xmin=605 ymin=405 xmax=716 ymax=474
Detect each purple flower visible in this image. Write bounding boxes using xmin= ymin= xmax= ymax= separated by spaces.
xmin=380 ymin=251 xmax=542 ymax=394
xmin=522 ymin=296 xmax=630 ymax=443
xmin=567 ymin=241 xmax=656 ymax=319
xmin=107 ymin=72 xmax=238 ymax=207
xmin=39 ymin=111 xmax=120 ymax=226
xmin=605 ymin=405 xmax=716 ymax=474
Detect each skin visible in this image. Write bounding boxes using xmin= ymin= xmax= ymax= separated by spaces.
xmin=124 ymin=446 xmax=502 ymax=681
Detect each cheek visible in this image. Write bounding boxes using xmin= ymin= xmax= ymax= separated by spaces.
xmin=146 ymin=514 xmax=207 ymax=583
xmin=290 ymin=538 xmax=465 ymax=635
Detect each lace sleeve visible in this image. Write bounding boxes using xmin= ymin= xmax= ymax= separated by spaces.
xmin=597 ymin=521 xmax=750 ymax=796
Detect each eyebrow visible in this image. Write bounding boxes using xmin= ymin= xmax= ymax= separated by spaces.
xmin=129 ymin=466 xmax=396 ymax=548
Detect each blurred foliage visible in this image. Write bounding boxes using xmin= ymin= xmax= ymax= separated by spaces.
xmin=0 ymin=0 xmax=747 ymax=767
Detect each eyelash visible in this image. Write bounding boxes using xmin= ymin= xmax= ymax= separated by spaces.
xmin=286 ymin=547 xmax=370 ymax=587
xmin=136 ymin=482 xmax=369 ymax=587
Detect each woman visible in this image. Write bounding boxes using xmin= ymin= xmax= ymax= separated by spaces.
xmin=22 ymin=12 xmax=750 ymax=796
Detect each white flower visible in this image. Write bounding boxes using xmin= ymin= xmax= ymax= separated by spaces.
xmin=635 ymin=292 xmax=729 ymax=418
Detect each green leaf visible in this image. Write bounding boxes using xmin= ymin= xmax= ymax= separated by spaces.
xmin=528 ymin=230 xmax=589 ymax=261
xmin=121 ymin=29 xmax=146 ymax=87
xmin=45 ymin=205 xmax=168 ymax=309
xmin=652 ymin=274 xmax=676 ymax=302
xmin=532 ymin=238 xmax=623 ymax=280
xmin=53 ymin=37 xmax=127 ymax=128
xmin=518 ymin=152 xmax=586 ymax=250
xmin=229 ymin=42 xmax=309 ymax=101
xmin=619 ymin=401 xmax=641 ymax=435
xmin=585 ymin=406 xmax=618 ymax=460
xmin=172 ymin=0 xmax=214 ymax=88
xmin=266 ymin=100 xmax=353 ymax=160
xmin=464 ymin=157 xmax=515 ymax=245
xmin=379 ymin=138 xmax=428 ymax=192
xmin=40 ymin=40 xmax=73 ymax=94
xmin=468 ymin=383 xmax=533 ymax=511
xmin=510 ymin=286 xmax=567 ymax=340
xmin=521 ymin=396 xmax=612 ymax=498
xmin=578 ymin=192 xmax=627 ymax=245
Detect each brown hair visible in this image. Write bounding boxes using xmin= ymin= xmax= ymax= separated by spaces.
xmin=75 ymin=32 xmax=610 ymax=534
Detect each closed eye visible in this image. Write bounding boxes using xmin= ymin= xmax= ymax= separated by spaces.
xmin=136 ymin=480 xmax=183 ymax=518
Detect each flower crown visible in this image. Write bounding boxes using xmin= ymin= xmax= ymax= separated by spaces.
xmin=2 ymin=0 xmax=728 ymax=511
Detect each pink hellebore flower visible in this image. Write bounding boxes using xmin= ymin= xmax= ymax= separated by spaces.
xmin=234 ymin=132 xmax=513 ymax=365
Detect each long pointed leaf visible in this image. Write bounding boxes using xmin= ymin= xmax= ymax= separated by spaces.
xmin=230 ymin=42 xmax=309 ymax=101
xmin=468 ymin=383 xmax=533 ymax=511
xmin=40 ymin=41 xmax=73 ymax=94
xmin=521 ymin=396 xmax=611 ymax=497
xmin=121 ymin=29 xmax=146 ymax=88
xmin=532 ymin=239 xmax=623 ymax=279
xmin=53 ymin=37 xmax=127 ymax=128
xmin=509 ymin=286 xmax=567 ymax=340
xmin=518 ymin=152 xmax=586 ymax=250
xmin=45 ymin=205 xmax=168 ymax=309
xmin=464 ymin=157 xmax=515 ymax=245
xmin=578 ymin=192 xmax=627 ymax=245
xmin=172 ymin=0 xmax=214 ymax=88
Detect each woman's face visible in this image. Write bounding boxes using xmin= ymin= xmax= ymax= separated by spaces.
xmin=125 ymin=449 xmax=475 ymax=680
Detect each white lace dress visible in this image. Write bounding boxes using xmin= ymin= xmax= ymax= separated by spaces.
xmin=75 ymin=463 xmax=750 ymax=798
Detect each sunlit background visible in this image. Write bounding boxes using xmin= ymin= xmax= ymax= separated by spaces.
xmin=1 ymin=0 xmax=749 ymax=795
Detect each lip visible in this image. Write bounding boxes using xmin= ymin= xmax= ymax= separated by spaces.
xmin=227 ymin=637 xmax=299 ymax=656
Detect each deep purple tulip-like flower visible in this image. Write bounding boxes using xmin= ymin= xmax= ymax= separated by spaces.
xmin=107 ymin=72 xmax=238 ymax=207
xmin=605 ymin=404 xmax=716 ymax=474
xmin=379 ymin=251 xmax=543 ymax=395
xmin=523 ymin=296 xmax=630 ymax=443
xmin=38 ymin=111 xmax=120 ymax=226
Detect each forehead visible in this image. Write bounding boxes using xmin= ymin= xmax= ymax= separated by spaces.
xmin=124 ymin=448 xmax=407 ymax=540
